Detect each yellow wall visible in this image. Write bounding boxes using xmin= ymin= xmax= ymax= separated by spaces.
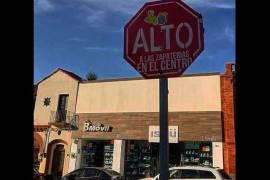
xmin=34 ymin=70 xmax=79 ymax=175
xmin=35 ymin=132 xmax=46 ymax=173
xmin=76 ymin=74 xmax=221 ymax=113
xmin=34 ymin=71 xmax=79 ymax=125
xmin=48 ymin=130 xmax=72 ymax=176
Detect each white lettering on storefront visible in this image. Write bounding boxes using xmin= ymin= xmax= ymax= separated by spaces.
xmin=149 ymin=126 xmax=178 ymax=143
xmin=83 ymin=121 xmax=111 ymax=132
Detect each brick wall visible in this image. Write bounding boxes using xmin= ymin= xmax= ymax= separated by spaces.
xmin=221 ymin=63 xmax=236 ymax=178
xmin=72 ymin=111 xmax=222 ymax=142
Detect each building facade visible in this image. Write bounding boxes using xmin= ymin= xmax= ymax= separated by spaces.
xmin=33 ymin=63 xmax=235 ymax=179
xmin=33 ymin=69 xmax=81 ymax=177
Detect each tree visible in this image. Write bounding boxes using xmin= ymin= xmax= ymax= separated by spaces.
xmin=86 ymin=71 xmax=98 ymax=80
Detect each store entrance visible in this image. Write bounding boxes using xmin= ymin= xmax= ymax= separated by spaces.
xmin=80 ymin=140 xmax=114 ymax=169
xmin=51 ymin=144 xmax=65 ymax=177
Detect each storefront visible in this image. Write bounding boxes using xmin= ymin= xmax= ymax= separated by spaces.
xmin=70 ymin=111 xmax=223 ymax=179
xmin=80 ymin=139 xmax=114 ymax=169
xmin=34 ymin=65 xmax=235 ymax=178
xmin=124 ymin=140 xmax=213 ymax=179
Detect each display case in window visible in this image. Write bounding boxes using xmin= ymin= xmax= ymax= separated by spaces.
xmin=138 ymin=143 xmax=151 ymax=177
xmin=199 ymin=144 xmax=212 ymax=166
xmin=125 ymin=142 xmax=140 ymax=180
xmin=183 ymin=142 xmax=212 ymax=166
xmin=81 ymin=141 xmax=97 ymax=167
xmin=81 ymin=141 xmax=96 ymax=167
xmin=80 ymin=140 xmax=113 ymax=168
xmin=125 ymin=141 xmax=158 ymax=180
xmin=104 ymin=145 xmax=114 ymax=169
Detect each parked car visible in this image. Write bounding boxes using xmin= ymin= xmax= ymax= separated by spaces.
xmin=141 ymin=166 xmax=232 ymax=180
xmin=61 ymin=167 xmax=122 ymax=180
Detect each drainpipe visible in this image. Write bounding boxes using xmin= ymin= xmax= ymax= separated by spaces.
xmin=43 ymin=127 xmax=51 ymax=157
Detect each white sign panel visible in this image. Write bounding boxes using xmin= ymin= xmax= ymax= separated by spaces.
xmin=149 ymin=126 xmax=178 ymax=143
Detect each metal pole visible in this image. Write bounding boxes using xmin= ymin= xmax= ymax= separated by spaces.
xmin=43 ymin=127 xmax=51 ymax=157
xmin=159 ymin=78 xmax=169 ymax=180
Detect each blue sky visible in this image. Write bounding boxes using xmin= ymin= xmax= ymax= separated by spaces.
xmin=34 ymin=0 xmax=235 ymax=83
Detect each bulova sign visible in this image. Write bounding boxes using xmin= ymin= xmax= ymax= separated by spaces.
xmin=149 ymin=126 xmax=178 ymax=143
xmin=83 ymin=120 xmax=112 ymax=132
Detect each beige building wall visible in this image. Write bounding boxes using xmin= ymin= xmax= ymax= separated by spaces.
xmin=76 ymin=74 xmax=221 ymax=113
xmin=47 ymin=130 xmax=72 ymax=176
xmin=35 ymin=131 xmax=46 ymax=173
xmin=34 ymin=71 xmax=79 ymax=125
xmin=68 ymin=140 xmax=78 ymax=173
xmin=34 ymin=70 xmax=80 ymax=175
xmin=212 ymin=142 xmax=224 ymax=169
xmin=36 ymin=126 xmax=73 ymax=175
xmin=112 ymin=140 xmax=126 ymax=175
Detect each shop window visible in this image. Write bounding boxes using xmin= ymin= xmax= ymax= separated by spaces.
xmin=80 ymin=140 xmax=114 ymax=169
xmin=124 ymin=141 xmax=212 ymax=179
xmin=104 ymin=144 xmax=114 ymax=169
xmin=124 ymin=141 xmax=158 ymax=180
xmin=183 ymin=142 xmax=212 ymax=166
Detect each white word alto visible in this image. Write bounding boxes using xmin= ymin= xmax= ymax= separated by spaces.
xmin=132 ymin=22 xmax=193 ymax=54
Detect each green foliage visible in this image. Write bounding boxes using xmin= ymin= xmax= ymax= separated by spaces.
xmin=86 ymin=71 xmax=98 ymax=80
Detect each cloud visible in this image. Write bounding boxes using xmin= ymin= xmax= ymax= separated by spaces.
xmin=110 ymin=29 xmax=124 ymax=33
xmin=34 ymin=0 xmax=55 ymax=13
xmin=78 ymin=0 xmax=234 ymax=31
xmin=67 ymin=37 xmax=86 ymax=42
xmin=84 ymin=46 xmax=121 ymax=52
xmin=224 ymin=26 xmax=235 ymax=43
xmin=85 ymin=10 xmax=107 ymax=28
xmin=211 ymin=24 xmax=234 ymax=44
xmin=80 ymin=0 xmax=147 ymax=15
xmin=185 ymin=0 xmax=235 ymax=9
xmin=80 ymin=0 xmax=235 ymax=16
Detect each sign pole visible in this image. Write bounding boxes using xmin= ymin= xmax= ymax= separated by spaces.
xmin=124 ymin=0 xmax=204 ymax=178
xmin=159 ymin=77 xmax=169 ymax=180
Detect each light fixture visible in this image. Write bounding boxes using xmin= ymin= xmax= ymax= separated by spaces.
xmin=57 ymin=130 xmax=62 ymax=135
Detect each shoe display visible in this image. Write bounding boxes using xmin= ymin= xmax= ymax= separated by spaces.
xmin=132 ymin=170 xmax=137 ymax=175
xmin=143 ymin=156 xmax=150 ymax=161
xmin=129 ymin=164 xmax=136 ymax=169
xmin=144 ymin=164 xmax=150 ymax=168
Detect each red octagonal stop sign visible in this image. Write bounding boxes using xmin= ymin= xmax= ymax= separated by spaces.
xmin=124 ymin=0 xmax=204 ymax=79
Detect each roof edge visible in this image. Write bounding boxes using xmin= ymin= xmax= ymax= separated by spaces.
xmin=81 ymin=72 xmax=220 ymax=84
xmin=35 ymin=68 xmax=83 ymax=85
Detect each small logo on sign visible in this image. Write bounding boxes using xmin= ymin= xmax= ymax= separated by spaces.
xmin=144 ymin=10 xmax=168 ymax=26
